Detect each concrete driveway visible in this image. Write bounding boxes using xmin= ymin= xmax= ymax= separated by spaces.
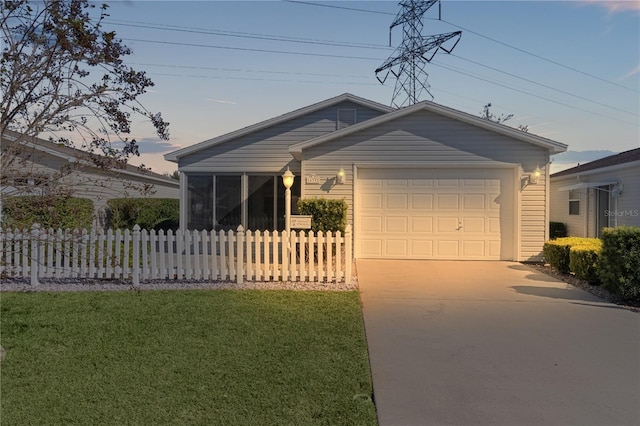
xmin=357 ymin=260 xmax=640 ymax=426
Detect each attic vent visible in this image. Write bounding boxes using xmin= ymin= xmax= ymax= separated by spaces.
xmin=337 ymin=109 xmax=357 ymax=130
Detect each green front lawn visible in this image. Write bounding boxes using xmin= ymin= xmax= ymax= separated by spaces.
xmin=1 ymin=290 xmax=377 ymax=425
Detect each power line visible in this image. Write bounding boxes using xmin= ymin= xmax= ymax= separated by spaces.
xmin=430 ymin=61 xmax=637 ymax=126
xmin=107 ymin=19 xmax=391 ymax=51
xmin=283 ymin=0 xmax=394 ymax=16
xmin=440 ymin=19 xmax=639 ymax=94
xmin=450 ymin=54 xmax=637 ymax=117
xmin=121 ymin=38 xmax=381 ymax=61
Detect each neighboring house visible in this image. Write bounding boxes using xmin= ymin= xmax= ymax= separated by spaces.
xmin=165 ymin=93 xmax=567 ymax=261
xmin=1 ymin=130 xmax=179 ymax=227
xmin=550 ymin=148 xmax=640 ymax=238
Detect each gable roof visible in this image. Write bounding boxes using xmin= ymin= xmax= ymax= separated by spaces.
xmin=289 ymin=100 xmax=568 ymax=160
xmin=1 ymin=130 xmax=178 ymax=187
xmin=551 ymin=148 xmax=640 ymax=178
xmin=164 ymin=93 xmax=393 ymax=162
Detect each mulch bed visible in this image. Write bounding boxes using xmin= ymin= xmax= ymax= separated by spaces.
xmin=528 ymin=263 xmax=640 ymax=313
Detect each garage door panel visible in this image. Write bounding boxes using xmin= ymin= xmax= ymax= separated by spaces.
xmin=362 ymin=193 xmax=383 ymax=209
xmin=412 ymin=193 xmax=433 ymax=210
xmin=386 ymin=217 xmax=407 ymax=233
xmin=411 ymin=217 xmax=433 ymax=233
xmin=462 ymin=240 xmax=486 ymax=257
xmin=437 ymin=194 xmax=460 ymax=209
xmin=357 ymin=168 xmax=514 ymax=260
xmin=463 ymin=194 xmax=486 ymax=210
xmin=462 ymin=217 xmax=486 ymax=233
xmin=386 ymin=194 xmax=408 ymax=209
xmin=437 ymin=240 xmax=459 ymax=257
xmin=411 ymin=240 xmax=433 ymax=256
xmin=385 ymin=240 xmax=407 ymax=256
xmin=361 ymin=216 xmax=383 ymax=232
xmin=437 ymin=179 xmax=459 ymax=187
xmin=437 ymin=217 xmax=459 ymax=232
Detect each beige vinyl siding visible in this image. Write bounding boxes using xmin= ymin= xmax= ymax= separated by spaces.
xmin=178 ymin=101 xmax=385 ymax=173
xmin=301 ymin=109 xmax=549 ymax=261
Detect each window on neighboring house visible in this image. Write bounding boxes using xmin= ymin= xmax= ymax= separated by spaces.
xmin=569 ymin=189 xmax=580 ymax=215
xmin=337 ymin=109 xmax=357 ymax=130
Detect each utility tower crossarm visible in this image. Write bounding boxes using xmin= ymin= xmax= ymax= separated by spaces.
xmin=375 ymin=31 xmax=462 ymax=75
xmin=389 ymin=0 xmax=439 ymax=31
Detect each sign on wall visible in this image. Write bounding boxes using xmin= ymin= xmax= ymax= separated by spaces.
xmin=290 ymin=215 xmax=312 ymax=229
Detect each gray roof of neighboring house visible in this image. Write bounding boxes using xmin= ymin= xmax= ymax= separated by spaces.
xmin=1 ymin=130 xmax=178 ymax=186
xmin=551 ymin=148 xmax=640 ymax=178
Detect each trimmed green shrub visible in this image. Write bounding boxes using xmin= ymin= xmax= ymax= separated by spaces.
xmin=1 ymin=196 xmax=94 ymax=230
xmin=549 ymin=221 xmax=568 ymax=239
xmin=598 ymin=226 xmax=640 ymax=302
xmin=107 ymin=198 xmax=179 ymax=231
xmin=543 ymin=237 xmax=599 ymax=274
xmin=569 ymin=241 xmax=602 ymax=283
xmin=297 ymin=198 xmax=348 ymax=233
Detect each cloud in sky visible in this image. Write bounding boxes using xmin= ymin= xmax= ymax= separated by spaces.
xmin=583 ymin=0 xmax=640 ymax=13
xmin=135 ymin=137 xmax=182 ymax=154
xmin=205 ymin=98 xmax=237 ymax=105
xmin=623 ymin=65 xmax=640 ymax=79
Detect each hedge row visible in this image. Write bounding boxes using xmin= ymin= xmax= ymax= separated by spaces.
xmin=1 ymin=196 xmax=94 ymax=230
xmin=543 ymin=227 xmax=640 ymax=303
xmin=107 ymin=198 xmax=179 ymax=231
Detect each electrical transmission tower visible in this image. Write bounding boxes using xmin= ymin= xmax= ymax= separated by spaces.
xmin=375 ymin=0 xmax=462 ymax=108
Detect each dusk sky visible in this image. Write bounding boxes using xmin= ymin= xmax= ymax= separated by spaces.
xmin=99 ymin=1 xmax=639 ymax=174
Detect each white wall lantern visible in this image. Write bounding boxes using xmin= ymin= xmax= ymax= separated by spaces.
xmin=530 ymin=166 xmax=542 ymax=185
xmin=336 ymin=168 xmax=346 ymax=184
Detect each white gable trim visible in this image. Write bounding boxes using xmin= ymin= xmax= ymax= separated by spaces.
xmin=164 ymin=93 xmax=393 ymax=162
xmin=289 ymin=101 xmax=567 ymax=160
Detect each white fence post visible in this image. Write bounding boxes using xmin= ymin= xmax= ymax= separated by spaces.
xmin=236 ymin=225 xmax=244 ymax=284
xmin=345 ymin=225 xmax=352 ymax=284
xmin=132 ymin=224 xmax=141 ymax=287
xmin=30 ymin=223 xmax=41 ymax=286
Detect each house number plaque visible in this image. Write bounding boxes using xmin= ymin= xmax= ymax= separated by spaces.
xmin=290 ymin=215 xmax=312 ymax=229
xmin=305 ymin=174 xmax=320 ymax=184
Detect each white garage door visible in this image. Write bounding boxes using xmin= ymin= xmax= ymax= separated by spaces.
xmin=357 ymin=168 xmax=514 ymax=260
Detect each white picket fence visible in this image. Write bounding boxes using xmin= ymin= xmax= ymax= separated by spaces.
xmin=0 ymin=224 xmax=352 ymax=286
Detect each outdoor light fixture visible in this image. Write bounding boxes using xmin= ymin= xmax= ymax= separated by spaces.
xmin=282 ymin=167 xmax=294 ymax=189
xmin=530 ymin=166 xmax=542 ymax=185
xmin=282 ymin=167 xmax=295 ymax=234
xmin=336 ymin=168 xmax=345 ymax=184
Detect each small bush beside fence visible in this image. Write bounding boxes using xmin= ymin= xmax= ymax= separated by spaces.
xmin=0 ymin=224 xmax=352 ymax=286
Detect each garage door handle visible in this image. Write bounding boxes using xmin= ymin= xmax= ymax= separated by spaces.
xmin=456 ymin=222 xmax=463 ymax=231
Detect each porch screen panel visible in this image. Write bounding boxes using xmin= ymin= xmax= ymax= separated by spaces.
xmin=248 ymin=176 xmax=275 ymax=230
xmin=188 ymin=175 xmax=213 ymax=231
xmin=216 ymin=176 xmax=242 ymax=230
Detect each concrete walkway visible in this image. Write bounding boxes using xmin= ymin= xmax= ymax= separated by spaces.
xmin=357 ymin=260 xmax=640 ymax=426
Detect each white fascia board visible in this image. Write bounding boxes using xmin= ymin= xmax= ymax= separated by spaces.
xmin=164 ymin=93 xmax=393 ymax=163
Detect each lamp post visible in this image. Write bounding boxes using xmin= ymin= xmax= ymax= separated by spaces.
xmin=282 ymin=167 xmax=295 ymax=234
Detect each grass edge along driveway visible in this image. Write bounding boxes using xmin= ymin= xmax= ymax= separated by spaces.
xmin=1 ymin=290 xmax=377 ymax=426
